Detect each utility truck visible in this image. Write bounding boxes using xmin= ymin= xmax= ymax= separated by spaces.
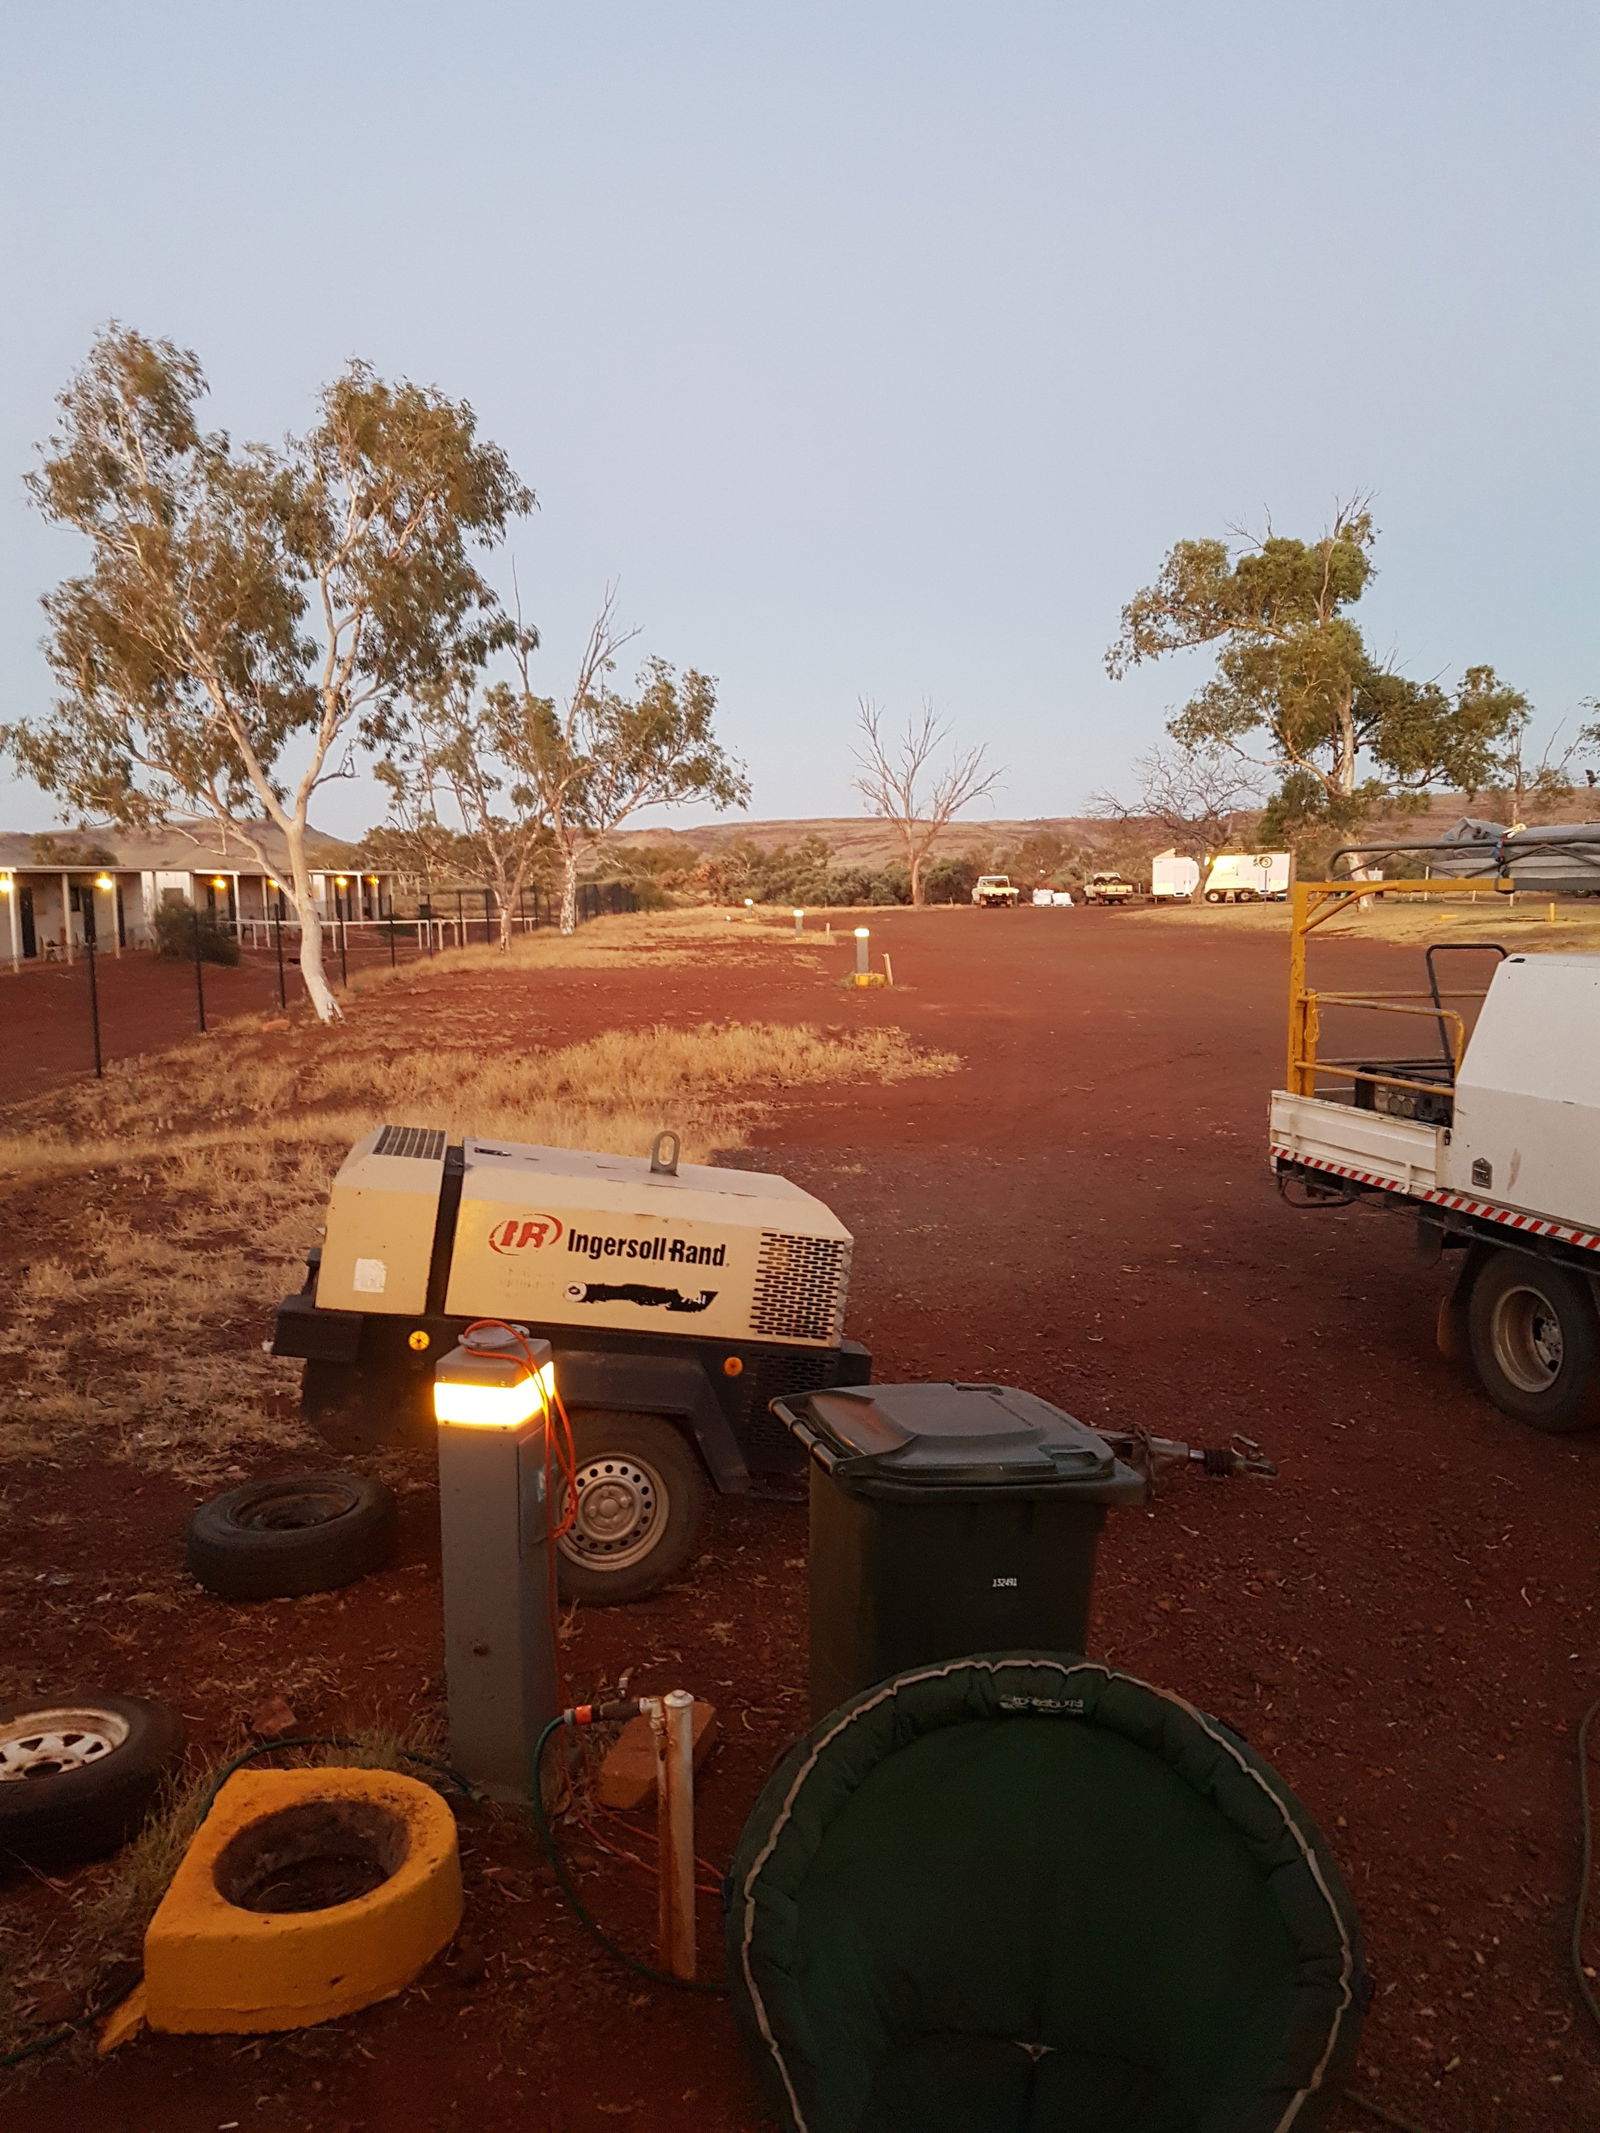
xmin=973 ymin=875 xmax=1021 ymax=907
xmin=1268 ymin=831 xmax=1600 ymax=1433
xmin=1083 ymin=872 xmax=1138 ymax=907
xmin=273 ymin=1128 xmax=869 ymax=1600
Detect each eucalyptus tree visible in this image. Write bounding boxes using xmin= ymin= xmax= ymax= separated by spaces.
xmin=5 ymin=325 xmax=532 ymax=1019
xmin=853 ymin=699 xmax=1002 ymax=906
xmin=1106 ymin=504 xmax=1524 ymax=837
xmin=489 ymin=591 xmax=748 ymax=933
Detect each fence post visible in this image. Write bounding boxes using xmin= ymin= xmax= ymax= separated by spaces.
xmin=86 ymin=930 xmax=103 ymax=1078
xmin=191 ymin=906 xmax=207 ymax=1033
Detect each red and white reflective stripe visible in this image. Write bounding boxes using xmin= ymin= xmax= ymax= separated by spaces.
xmin=1269 ymin=1145 xmax=1600 ymax=1255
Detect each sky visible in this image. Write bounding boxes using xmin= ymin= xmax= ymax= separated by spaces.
xmin=1 ymin=2 xmax=1594 ymax=841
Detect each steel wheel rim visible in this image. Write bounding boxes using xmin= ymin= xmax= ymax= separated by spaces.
xmin=1490 ymin=1283 xmax=1565 ymax=1392
xmin=560 ymin=1455 xmax=667 ymax=1572
xmin=0 ymin=1706 xmax=130 ymax=1781
xmin=238 ymin=1482 xmax=359 ymax=1531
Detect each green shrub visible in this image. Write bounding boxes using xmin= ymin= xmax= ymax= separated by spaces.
xmin=152 ymin=900 xmax=240 ymax=965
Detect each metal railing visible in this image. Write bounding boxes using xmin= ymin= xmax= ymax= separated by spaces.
xmin=1286 ymin=874 xmax=1509 ymax=1099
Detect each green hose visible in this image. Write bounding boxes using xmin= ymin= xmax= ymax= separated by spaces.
xmin=528 ymin=1715 xmax=726 ymax=1994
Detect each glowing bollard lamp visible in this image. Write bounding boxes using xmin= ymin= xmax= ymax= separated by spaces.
xmin=433 ymin=1327 xmax=561 ymax=1803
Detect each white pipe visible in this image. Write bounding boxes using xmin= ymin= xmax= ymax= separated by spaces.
xmin=654 ymin=1690 xmax=697 ymax=1980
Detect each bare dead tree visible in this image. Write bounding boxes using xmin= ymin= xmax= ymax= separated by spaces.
xmin=1091 ymin=744 xmax=1262 ymax=901
xmin=853 ymin=698 xmax=1002 ymax=906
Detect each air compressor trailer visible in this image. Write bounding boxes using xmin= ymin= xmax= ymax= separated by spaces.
xmin=273 ymin=1127 xmax=870 ymax=1601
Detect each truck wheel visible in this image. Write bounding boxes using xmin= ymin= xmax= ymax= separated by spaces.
xmin=0 ymin=1693 xmax=184 ymax=1869
xmin=1466 ymin=1252 xmax=1600 ymax=1433
xmin=557 ymin=1411 xmax=707 ymax=1605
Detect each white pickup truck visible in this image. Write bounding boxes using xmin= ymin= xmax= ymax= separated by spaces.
xmin=972 ymin=875 xmax=1021 ymax=908
xmin=1271 ymin=866 xmax=1600 ymax=1432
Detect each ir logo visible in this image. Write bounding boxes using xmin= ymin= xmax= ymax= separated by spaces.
xmin=489 ymin=1213 xmax=564 ymax=1255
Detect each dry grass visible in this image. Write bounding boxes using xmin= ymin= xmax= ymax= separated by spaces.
xmin=0 ymin=1725 xmax=453 ymax=2069
xmin=346 ymin=905 xmax=810 ymax=993
xmin=0 ymin=926 xmax=956 ymax=1481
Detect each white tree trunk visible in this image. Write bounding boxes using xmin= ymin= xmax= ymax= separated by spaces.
xmin=283 ymin=828 xmax=341 ymax=1023
xmin=560 ymin=848 xmax=580 ymax=935
xmin=498 ymin=886 xmax=514 ymax=952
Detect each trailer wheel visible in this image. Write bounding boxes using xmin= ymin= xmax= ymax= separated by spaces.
xmin=1466 ymin=1251 xmax=1600 ymax=1433
xmin=557 ymin=1411 xmax=707 ymax=1605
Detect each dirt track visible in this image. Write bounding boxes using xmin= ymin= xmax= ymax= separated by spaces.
xmin=6 ymin=905 xmax=1596 ymax=2130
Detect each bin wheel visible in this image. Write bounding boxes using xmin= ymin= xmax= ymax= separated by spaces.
xmin=187 ymin=1473 xmax=399 ymax=1599
xmin=0 ymin=1693 xmax=184 ymax=1869
xmin=557 ymin=1411 xmax=707 ymax=1606
xmin=1466 ymin=1251 xmax=1600 ymax=1433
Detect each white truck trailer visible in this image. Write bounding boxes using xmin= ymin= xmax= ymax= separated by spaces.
xmin=1269 ymin=836 xmax=1600 ymax=1433
xmin=1150 ymin=850 xmax=1201 ymax=902
xmin=1205 ymin=851 xmax=1290 ymax=902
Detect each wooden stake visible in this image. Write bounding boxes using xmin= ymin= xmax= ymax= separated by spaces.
xmin=655 ymin=1691 xmax=697 ymax=1980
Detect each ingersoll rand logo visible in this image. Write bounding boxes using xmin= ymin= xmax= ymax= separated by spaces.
xmin=488 ymin=1214 xmax=565 ymax=1255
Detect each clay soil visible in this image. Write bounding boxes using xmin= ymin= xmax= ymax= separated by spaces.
xmin=4 ymin=906 xmax=1597 ymax=2132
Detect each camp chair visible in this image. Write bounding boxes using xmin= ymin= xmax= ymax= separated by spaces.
xmin=727 ymin=1654 xmax=1365 ymax=2133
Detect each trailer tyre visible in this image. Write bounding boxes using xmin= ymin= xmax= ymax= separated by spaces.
xmin=1466 ymin=1252 xmax=1600 ymax=1433
xmin=0 ymin=1693 xmax=184 ymax=1870
xmin=187 ymin=1473 xmax=399 ymax=1599
xmin=557 ymin=1411 xmax=707 ymax=1605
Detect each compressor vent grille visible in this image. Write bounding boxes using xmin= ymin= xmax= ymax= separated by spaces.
xmin=373 ymin=1125 xmax=447 ymax=1163
xmin=750 ymin=1232 xmax=848 ymax=1342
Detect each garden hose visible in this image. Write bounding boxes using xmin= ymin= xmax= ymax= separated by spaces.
xmin=528 ymin=1711 xmax=726 ymax=1995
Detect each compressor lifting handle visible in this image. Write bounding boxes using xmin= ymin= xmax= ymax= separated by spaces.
xmin=650 ymin=1130 xmax=681 ymax=1176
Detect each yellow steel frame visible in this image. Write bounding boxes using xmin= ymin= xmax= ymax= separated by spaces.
xmin=1286 ymin=875 xmax=1511 ymax=1097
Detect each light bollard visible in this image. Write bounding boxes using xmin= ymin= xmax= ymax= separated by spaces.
xmin=793 ymin=908 xmax=805 ymax=935
xmin=433 ymin=1328 xmax=561 ymax=1803
xmin=854 ymin=926 xmax=870 ymax=977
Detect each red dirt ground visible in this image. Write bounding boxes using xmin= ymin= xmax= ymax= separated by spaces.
xmin=4 ymin=906 xmax=1597 ymax=2132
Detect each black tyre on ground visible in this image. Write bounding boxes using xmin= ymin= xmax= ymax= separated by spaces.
xmin=187 ymin=1473 xmax=399 ymax=1600
xmin=0 ymin=1693 xmax=184 ymax=1870
xmin=557 ymin=1410 xmax=707 ymax=1606
xmin=1465 ymin=1249 xmax=1600 ymax=1433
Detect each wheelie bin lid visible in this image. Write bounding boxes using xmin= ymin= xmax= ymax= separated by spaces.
xmin=772 ymin=1382 xmax=1146 ymax=1499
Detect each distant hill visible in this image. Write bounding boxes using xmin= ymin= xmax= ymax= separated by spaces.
xmin=610 ymin=815 xmax=1113 ymax=870
xmin=612 ymin=791 xmax=1600 ymax=873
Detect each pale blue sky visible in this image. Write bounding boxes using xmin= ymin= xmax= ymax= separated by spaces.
xmin=1 ymin=2 xmax=1594 ymax=839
